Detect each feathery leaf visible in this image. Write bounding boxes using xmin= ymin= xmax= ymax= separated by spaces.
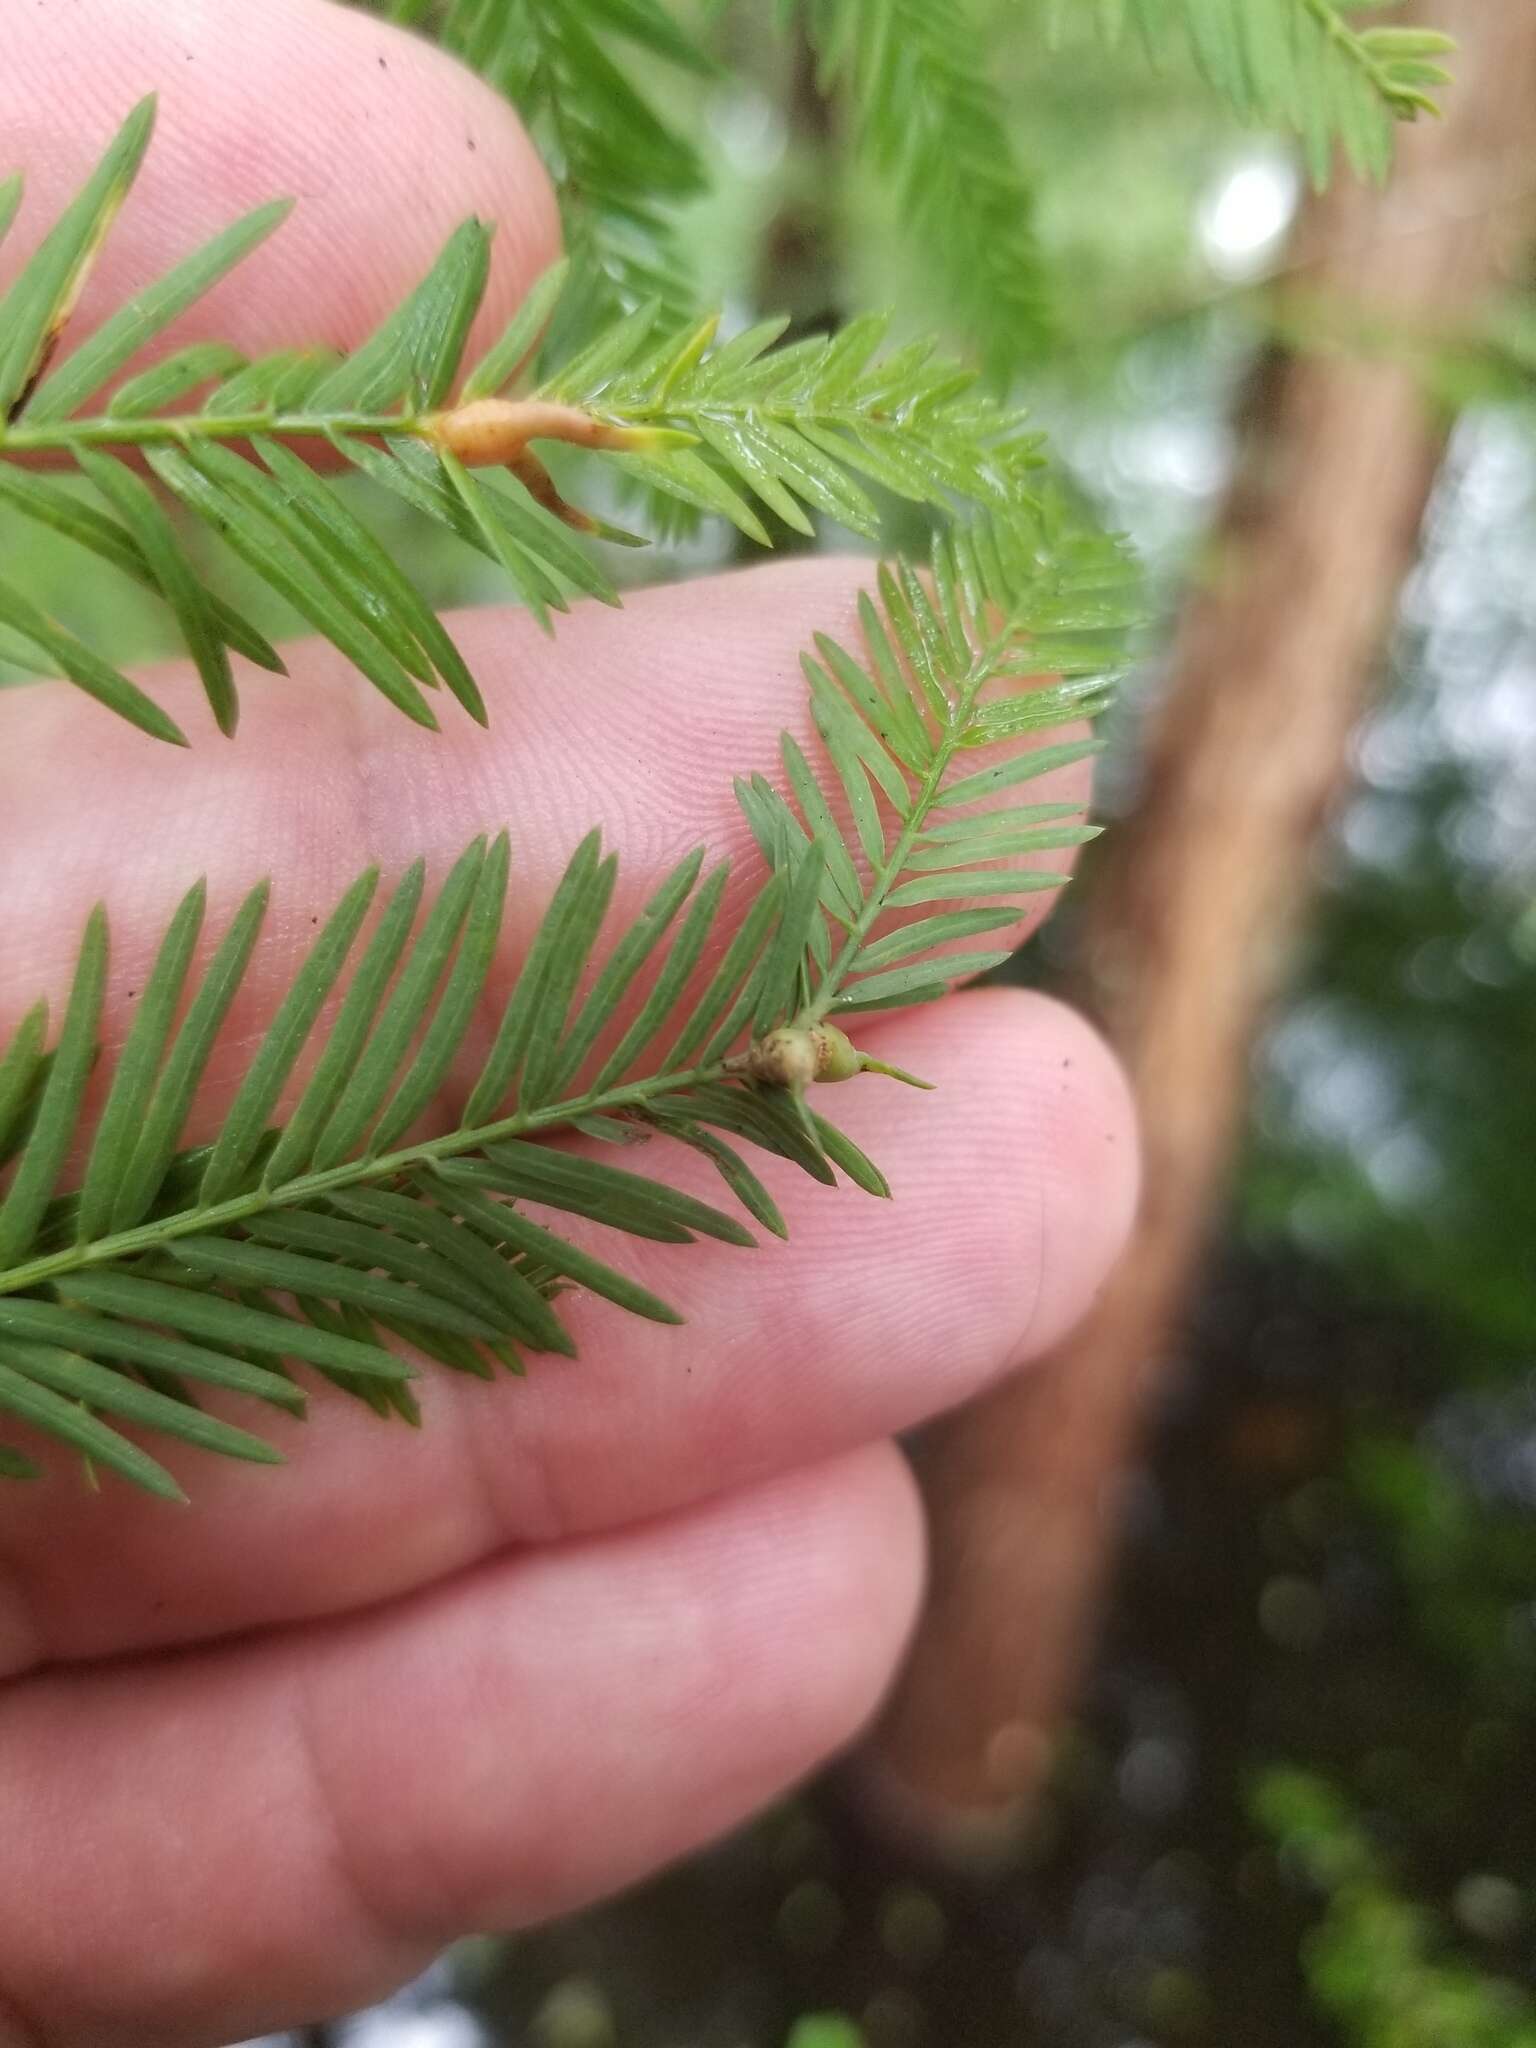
xmin=0 ymin=96 xmax=155 ymax=420
xmin=796 ymin=0 xmax=1052 ymax=374
xmin=362 ymin=0 xmax=710 ymax=322
xmin=0 ymin=493 xmax=1131 ymax=1497
xmin=1061 ymin=0 xmax=1454 ymax=183
xmin=1 ymin=100 xmax=1063 ymax=741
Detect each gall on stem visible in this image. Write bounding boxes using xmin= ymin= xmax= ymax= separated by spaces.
xmin=427 ymin=399 xmax=694 ymax=531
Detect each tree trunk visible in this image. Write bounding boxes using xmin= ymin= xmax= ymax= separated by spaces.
xmin=864 ymin=0 xmax=1536 ymax=1853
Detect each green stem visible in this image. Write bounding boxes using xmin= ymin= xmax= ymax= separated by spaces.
xmin=803 ymin=751 xmax=952 ymax=1024
xmin=0 ymin=397 xmax=952 ymax=459
xmin=0 ymin=1057 xmax=731 ymax=1301
xmin=799 ymin=627 xmax=1012 ymax=1025
xmin=1298 ymin=0 xmax=1382 ymax=85
xmin=0 ymin=410 xmax=428 ymax=454
xmin=1295 ymin=0 xmax=1435 ymax=117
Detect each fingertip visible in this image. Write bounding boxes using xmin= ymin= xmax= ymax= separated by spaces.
xmin=995 ymin=989 xmax=1140 ymax=1352
xmin=3 ymin=0 xmax=562 ymax=370
xmin=843 ymin=987 xmax=1140 ymax=1361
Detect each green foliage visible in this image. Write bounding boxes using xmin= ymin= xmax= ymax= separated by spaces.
xmin=0 ymin=102 xmax=1057 ymax=744
xmin=373 ymin=0 xmax=710 ymax=322
xmin=0 ymin=507 xmax=1130 ymax=1496
xmin=795 ymin=0 xmax=1052 ymax=375
xmin=0 ymin=40 xmax=1141 ymax=1509
xmin=536 ymin=301 xmax=1044 ymax=541
xmin=381 ymin=0 xmax=1453 ymax=371
xmin=1255 ymin=1771 xmax=1536 ymax=2047
xmin=0 ymin=0 xmax=1447 ymax=1550
xmin=1060 ymin=0 xmax=1454 ymax=183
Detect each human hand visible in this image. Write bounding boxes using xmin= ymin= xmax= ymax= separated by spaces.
xmin=0 ymin=5 xmax=1137 ymax=2042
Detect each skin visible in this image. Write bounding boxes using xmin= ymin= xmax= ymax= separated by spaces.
xmin=0 ymin=4 xmax=1140 ymax=2043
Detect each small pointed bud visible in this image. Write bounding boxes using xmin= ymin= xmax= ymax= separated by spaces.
xmin=858 ymin=1054 xmax=936 ymax=1090
xmin=594 ymin=424 xmax=697 ymax=453
xmin=816 ymin=1026 xmax=934 ymax=1089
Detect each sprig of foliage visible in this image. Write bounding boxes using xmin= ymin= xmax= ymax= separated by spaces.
xmin=369 ymin=0 xmax=712 ymax=323
xmin=1062 ymin=0 xmax=1455 ymax=182
xmin=0 ymin=101 xmax=1045 ymax=744
xmin=0 ymin=505 xmax=1134 ymax=1500
xmin=795 ymin=0 xmax=1053 ymax=374
xmin=737 ymin=504 xmax=1128 ymax=1029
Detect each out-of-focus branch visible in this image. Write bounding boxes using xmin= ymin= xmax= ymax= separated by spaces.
xmin=864 ymin=0 xmax=1536 ymax=1854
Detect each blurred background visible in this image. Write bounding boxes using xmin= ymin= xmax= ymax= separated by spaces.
xmin=10 ymin=2 xmax=1536 ymax=2042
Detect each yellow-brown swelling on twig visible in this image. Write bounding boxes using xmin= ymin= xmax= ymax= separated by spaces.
xmin=427 ymin=399 xmax=695 ymax=529
xmin=428 ymin=398 xmax=690 ymax=467
xmin=736 ymin=1024 xmax=934 ymax=1093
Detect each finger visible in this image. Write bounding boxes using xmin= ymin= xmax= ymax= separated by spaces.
xmin=1 ymin=0 xmax=559 ymax=379
xmin=0 ymin=986 xmax=1135 ymax=1676
xmin=0 ymin=563 xmax=1116 ymax=1671
xmin=0 ymin=560 xmax=1093 ymax=1071
xmin=0 ymin=1444 xmax=921 ymax=2048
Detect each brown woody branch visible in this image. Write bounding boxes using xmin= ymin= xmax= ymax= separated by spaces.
xmin=862 ymin=0 xmax=1536 ymax=1856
